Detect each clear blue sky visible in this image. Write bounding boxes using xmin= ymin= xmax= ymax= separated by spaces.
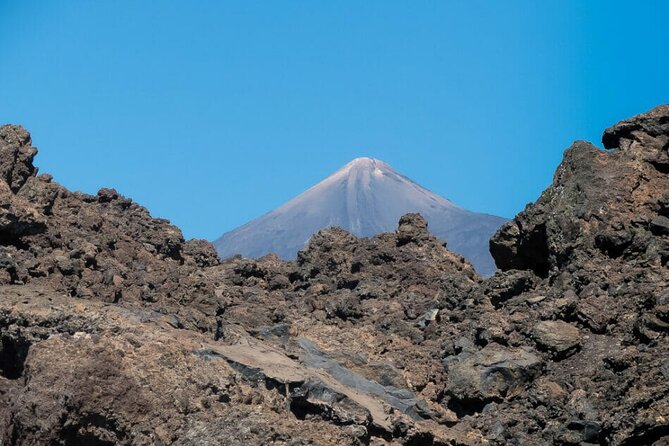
xmin=1 ymin=2 xmax=667 ymax=240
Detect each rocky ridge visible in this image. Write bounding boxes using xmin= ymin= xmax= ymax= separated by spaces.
xmin=0 ymin=105 xmax=668 ymax=445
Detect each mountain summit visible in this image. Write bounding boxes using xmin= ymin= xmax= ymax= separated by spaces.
xmin=214 ymin=157 xmax=507 ymax=275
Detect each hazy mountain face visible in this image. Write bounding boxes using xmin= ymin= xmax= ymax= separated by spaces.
xmin=214 ymin=157 xmax=507 ymax=276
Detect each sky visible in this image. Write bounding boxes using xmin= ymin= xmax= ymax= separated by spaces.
xmin=1 ymin=1 xmax=668 ymax=240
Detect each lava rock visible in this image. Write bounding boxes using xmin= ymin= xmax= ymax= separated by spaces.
xmin=531 ymin=320 xmax=581 ymax=358
xmin=0 ymin=125 xmax=37 ymax=192
xmin=650 ymin=216 xmax=669 ymax=236
xmin=396 ymin=213 xmax=430 ymax=246
xmin=445 ymin=344 xmax=542 ymax=407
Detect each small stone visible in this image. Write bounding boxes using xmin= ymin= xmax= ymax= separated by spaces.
xmin=526 ymin=295 xmax=546 ymax=304
xmin=532 ymin=320 xmax=581 ymax=358
xmin=55 ymin=256 xmax=81 ymax=276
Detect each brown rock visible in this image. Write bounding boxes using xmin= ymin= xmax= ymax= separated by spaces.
xmin=0 ymin=125 xmax=37 ymax=192
xmin=532 ymin=320 xmax=581 ymax=358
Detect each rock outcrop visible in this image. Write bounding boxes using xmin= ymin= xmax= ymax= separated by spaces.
xmin=1 ymin=104 xmax=668 ymax=445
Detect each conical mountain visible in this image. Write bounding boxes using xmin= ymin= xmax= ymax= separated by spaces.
xmin=214 ymin=157 xmax=507 ymax=276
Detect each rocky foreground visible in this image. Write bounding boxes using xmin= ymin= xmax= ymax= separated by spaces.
xmin=0 ymin=105 xmax=668 ymax=445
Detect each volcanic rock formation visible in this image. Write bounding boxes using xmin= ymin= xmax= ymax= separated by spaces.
xmin=0 ymin=105 xmax=668 ymax=445
xmin=214 ymin=157 xmax=507 ymax=276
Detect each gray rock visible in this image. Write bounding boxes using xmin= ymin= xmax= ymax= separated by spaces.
xmin=445 ymin=344 xmax=542 ymax=405
xmin=650 ymin=216 xmax=669 ymax=236
xmin=297 ymin=338 xmax=426 ymax=420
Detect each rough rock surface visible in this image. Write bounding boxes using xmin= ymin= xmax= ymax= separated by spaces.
xmin=1 ymin=104 xmax=669 ymax=445
xmin=532 ymin=320 xmax=581 ymax=358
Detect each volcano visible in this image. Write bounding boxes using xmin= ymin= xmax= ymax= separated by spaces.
xmin=213 ymin=157 xmax=507 ymax=276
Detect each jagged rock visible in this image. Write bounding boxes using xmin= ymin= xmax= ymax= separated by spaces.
xmin=396 ymin=213 xmax=430 ymax=246
xmin=484 ymin=269 xmax=536 ymax=307
xmin=0 ymin=126 xmax=221 ymax=319
xmin=0 ymin=125 xmax=37 ymax=192
xmin=0 ymin=180 xmax=46 ymax=239
xmin=183 ymin=239 xmax=220 ymax=267
xmin=576 ymin=295 xmax=614 ymax=334
xmin=602 ymin=104 xmax=669 ymax=152
xmin=595 ymin=227 xmax=634 ymax=257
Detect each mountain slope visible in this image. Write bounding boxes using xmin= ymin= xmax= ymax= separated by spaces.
xmin=214 ymin=157 xmax=507 ymax=276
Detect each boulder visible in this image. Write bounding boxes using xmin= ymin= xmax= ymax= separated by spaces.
xmin=445 ymin=344 xmax=542 ymax=407
xmin=396 ymin=213 xmax=430 ymax=246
